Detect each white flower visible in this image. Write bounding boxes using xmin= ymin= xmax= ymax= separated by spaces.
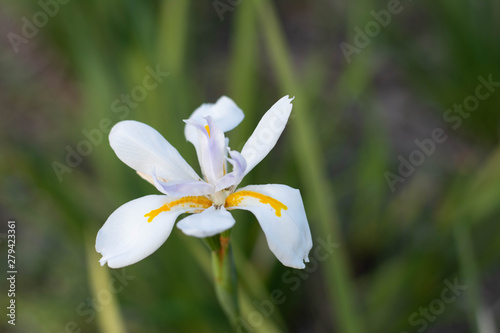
xmin=96 ymin=96 xmax=313 ymax=269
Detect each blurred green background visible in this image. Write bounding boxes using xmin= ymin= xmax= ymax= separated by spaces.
xmin=1 ymin=0 xmax=500 ymax=332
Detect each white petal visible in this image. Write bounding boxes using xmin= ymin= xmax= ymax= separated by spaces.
xmin=109 ymin=120 xmax=200 ymax=182
xmin=96 ymin=195 xmax=208 ymax=268
xmin=240 ymin=96 xmax=293 ymax=176
xmin=185 ymin=96 xmax=244 ymax=137
xmin=226 ymin=184 xmax=312 ymax=269
xmin=177 ymin=206 xmax=235 ymax=238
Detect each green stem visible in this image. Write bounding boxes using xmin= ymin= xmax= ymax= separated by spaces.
xmin=453 ymin=217 xmax=482 ymax=333
xmin=207 ymin=233 xmax=241 ymax=329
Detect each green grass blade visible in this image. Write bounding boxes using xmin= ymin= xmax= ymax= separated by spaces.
xmin=453 ymin=218 xmax=482 ymax=333
xmin=254 ymin=1 xmax=364 ymax=332
xmin=85 ymin=231 xmax=127 ymax=333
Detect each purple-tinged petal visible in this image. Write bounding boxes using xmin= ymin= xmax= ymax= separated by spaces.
xmin=215 ymin=149 xmax=247 ymax=191
xmin=152 ymin=167 xmax=214 ymax=197
xmin=185 ymin=117 xmax=226 ymax=185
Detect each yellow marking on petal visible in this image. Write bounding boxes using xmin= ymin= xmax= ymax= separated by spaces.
xmin=205 ymin=125 xmax=211 ymax=137
xmin=144 ymin=196 xmax=212 ymax=222
xmin=225 ymin=191 xmax=288 ymax=217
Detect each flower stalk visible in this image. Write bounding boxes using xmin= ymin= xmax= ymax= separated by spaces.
xmin=208 ymin=231 xmax=241 ymax=329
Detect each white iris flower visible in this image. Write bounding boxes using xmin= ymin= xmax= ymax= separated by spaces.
xmin=96 ymin=96 xmax=313 ymax=269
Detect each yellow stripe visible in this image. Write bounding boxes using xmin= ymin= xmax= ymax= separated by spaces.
xmin=144 ymin=196 xmax=212 ymax=222
xmin=205 ymin=125 xmax=211 ymax=137
xmin=225 ymin=191 xmax=288 ymax=217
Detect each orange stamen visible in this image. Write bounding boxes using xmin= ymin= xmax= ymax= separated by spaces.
xmin=144 ymin=196 xmax=212 ymax=222
xmin=225 ymin=191 xmax=288 ymax=217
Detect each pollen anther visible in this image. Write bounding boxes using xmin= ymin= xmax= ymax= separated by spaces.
xmin=144 ymin=196 xmax=212 ymax=222
xmin=225 ymin=191 xmax=288 ymax=217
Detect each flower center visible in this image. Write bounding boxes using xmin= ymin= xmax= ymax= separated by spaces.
xmin=212 ymin=190 xmax=230 ymax=208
